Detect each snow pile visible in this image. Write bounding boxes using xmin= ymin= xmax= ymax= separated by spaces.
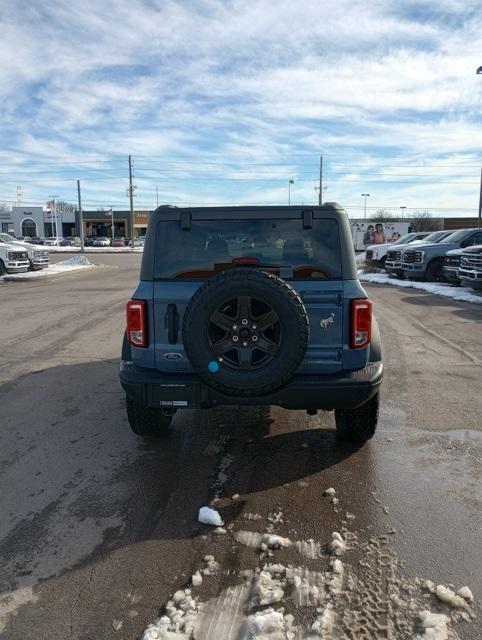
xmin=234 ymin=530 xmax=292 ymax=551
xmin=201 ymin=555 xmax=219 ymax=575
xmin=328 ymin=532 xmax=346 ymax=556
xmin=358 ymin=270 xmax=482 ymax=304
xmin=245 ymin=607 xmax=294 ymax=639
xmin=435 ymin=585 xmax=468 ymax=610
xmin=142 ymin=588 xmax=198 ymax=640
xmin=191 ymin=571 xmax=202 ymax=587
xmin=413 ymin=610 xmax=450 ymax=640
xmin=198 ymin=507 xmax=224 ymax=527
xmin=456 ymin=586 xmax=474 ymax=602
xmin=2 ymin=256 xmax=94 ymax=280
xmin=323 ymin=487 xmax=336 ymax=497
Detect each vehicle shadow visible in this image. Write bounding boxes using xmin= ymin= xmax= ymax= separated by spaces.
xmin=0 ymin=358 xmax=366 ymax=638
xmin=399 ymin=293 xmax=482 ymax=321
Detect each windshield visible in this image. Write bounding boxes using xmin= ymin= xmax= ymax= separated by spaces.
xmin=422 ymin=231 xmax=451 ymax=243
xmin=0 ymin=233 xmax=19 ymax=244
xmin=392 ymin=233 xmax=416 ymax=245
xmin=154 ymin=218 xmax=342 ymax=279
xmin=442 ymin=229 xmax=473 ymax=243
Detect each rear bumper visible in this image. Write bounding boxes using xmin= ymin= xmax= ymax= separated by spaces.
xmin=119 ymin=361 xmax=383 ymax=411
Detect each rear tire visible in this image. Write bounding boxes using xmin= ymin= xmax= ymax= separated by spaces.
xmin=126 ymin=395 xmax=174 ymax=437
xmin=335 ymin=393 xmax=379 ymax=442
xmin=0 ymin=260 xmax=5 ymax=277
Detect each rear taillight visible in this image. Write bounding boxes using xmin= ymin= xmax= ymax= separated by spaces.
xmin=126 ymin=300 xmax=147 ymax=347
xmin=350 ymin=299 xmax=372 ymax=349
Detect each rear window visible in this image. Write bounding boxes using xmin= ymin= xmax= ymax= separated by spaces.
xmin=154 ymin=218 xmax=342 ymax=279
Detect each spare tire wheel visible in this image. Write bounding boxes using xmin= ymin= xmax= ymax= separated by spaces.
xmin=182 ymin=268 xmax=310 ymax=396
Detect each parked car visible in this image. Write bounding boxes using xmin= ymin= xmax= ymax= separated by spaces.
xmin=402 ymin=228 xmax=482 ymax=282
xmin=21 ymin=236 xmax=44 ymax=244
xmin=458 ymin=245 xmax=482 ymax=290
xmin=43 ymin=237 xmax=62 ymax=246
xmin=0 ymin=233 xmax=50 ymax=270
xmin=92 ymin=237 xmax=111 ymax=247
xmin=364 ymin=232 xmax=432 ymax=268
xmin=443 ymin=248 xmax=466 ymax=285
xmin=60 ymin=237 xmax=81 ymax=247
xmin=120 ymin=204 xmax=383 ymax=443
xmin=0 ymin=242 xmax=30 ymax=275
xmin=385 ymin=230 xmax=454 ymax=278
xmin=111 ymin=237 xmax=126 ymax=247
xmin=84 ymin=236 xmax=95 ymax=247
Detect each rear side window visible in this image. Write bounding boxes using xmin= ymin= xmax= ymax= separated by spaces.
xmin=154 ymin=218 xmax=342 ymax=279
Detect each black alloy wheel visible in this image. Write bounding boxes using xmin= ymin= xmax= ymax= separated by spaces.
xmin=208 ymin=296 xmax=281 ymax=370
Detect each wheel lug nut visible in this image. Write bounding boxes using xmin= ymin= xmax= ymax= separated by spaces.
xmin=252 ymin=335 xmax=258 ymax=342
xmin=232 ymin=324 xmax=238 ymax=330
xmin=241 ymin=319 xmax=248 ymax=325
xmin=252 ymin=324 xmax=257 ymax=330
xmin=242 ymin=341 xmax=248 ymax=347
xmin=232 ymin=335 xmax=239 ymax=342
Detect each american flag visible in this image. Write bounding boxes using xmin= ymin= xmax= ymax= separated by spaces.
xmin=477 ymin=66 xmax=482 ymax=74
xmin=105 ymin=208 xmax=113 ymax=217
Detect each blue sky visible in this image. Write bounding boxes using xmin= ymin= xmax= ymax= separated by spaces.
xmin=0 ymin=0 xmax=481 ymax=216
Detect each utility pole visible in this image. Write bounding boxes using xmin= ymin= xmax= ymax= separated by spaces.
xmin=361 ymin=193 xmax=370 ymax=220
xmin=77 ymin=180 xmax=84 ymax=253
xmin=48 ymin=195 xmax=59 ymax=238
xmin=318 ymin=155 xmax=323 ymax=205
xmin=478 ymin=167 xmax=482 ymax=229
xmin=128 ymin=155 xmax=135 ymax=246
xmin=288 ymin=179 xmax=294 ymax=205
xmin=400 ymin=205 xmax=406 ymax=220
xmin=156 ymin=185 xmax=159 ymax=208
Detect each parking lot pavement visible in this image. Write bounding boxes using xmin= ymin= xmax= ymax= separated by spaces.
xmin=0 ymin=257 xmax=480 ymax=639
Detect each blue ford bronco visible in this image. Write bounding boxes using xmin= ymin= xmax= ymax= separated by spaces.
xmin=120 ymin=204 xmax=383 ymax=442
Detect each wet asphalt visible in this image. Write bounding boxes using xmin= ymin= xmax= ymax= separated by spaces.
xmin=0 ymin=253 xmax=481 ymax=639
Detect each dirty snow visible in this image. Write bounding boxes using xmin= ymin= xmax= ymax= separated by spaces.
xmin=328 ymin=532 xmax=346 ymax=556
xmin=358 ymin=270 xmax=482 ymax=304
xmin=191 ymin=571 xmax=203 ymax=587
xmin=435 ymin=584 xmax=468 ymax=609
xmin=323 ymin=487 xmax=336 ymax=497
xmin=1 ymin=256 xmax=94 ymax=281
xmin=456 ymin=586 xmax=474 ymax=602
xmin=198 ymin=507 xmax=224 ymax=527
xmin=413 ymin=610 xmax=449 ymax=640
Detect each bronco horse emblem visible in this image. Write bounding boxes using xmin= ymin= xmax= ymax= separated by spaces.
xmin=319 ymin=313 xmax=335 ymax=329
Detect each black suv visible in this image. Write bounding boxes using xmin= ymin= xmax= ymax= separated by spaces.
xmin=120 ymin=204 xmax=383 ymax=442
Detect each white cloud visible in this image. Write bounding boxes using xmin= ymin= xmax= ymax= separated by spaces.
xmin=0 ymin=0 xmax=481 ymax=214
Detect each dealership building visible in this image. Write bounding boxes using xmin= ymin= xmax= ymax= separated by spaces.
xmin=1 ymin=207 xmax=151 ymax=239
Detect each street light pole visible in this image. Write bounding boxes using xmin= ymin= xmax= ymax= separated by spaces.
xmin=400 ymin=206 xmax=406 ymax=220
xmin=476 ymin=67 xmax=481 ymax=226
xmin=48 ymin=195 xmax=59 ymax=238
xmin=361 ymin=193 xmax=370 ymax=220
xmin=288 ymin=179 xmax=294 ymax=205
xmin=318 ymin=155 xmax=323 ymax=205
xmin=77 ymin=180 xmax=84 ymax=253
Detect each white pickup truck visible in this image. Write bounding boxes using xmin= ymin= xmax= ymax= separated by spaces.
xmin=364 ymin=232 xmax=432 ymax=267
xmin=0 ymin=233 xmax=50 ymax=271
xmin=0 ymin=241 xmax=30 ymax=275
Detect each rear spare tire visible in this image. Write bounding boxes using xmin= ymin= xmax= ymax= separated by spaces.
xmin=182 ymin=268 xmax=310 ymax=396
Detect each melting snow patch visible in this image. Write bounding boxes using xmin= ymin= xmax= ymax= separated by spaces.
xmin=456 ymin=586 xmax=474 ymax=602
xmin=358 ymin=270 xmax=482 ymax=304
xmin=328 ymin=532 xmax=346 ymax=556
xmin=435 ymin=585 xmax=468 ymax=609
xmin=324 ymin=487 xmax=336 ymax=497
xmin=191 ymin=571 xmax=203 ymax=587
xmin=413 ymin=610 xmax=449 ymax=640
xmin=198 ymin=507 xmax=224 ymax=527
xmin=2 ymin=256 xmax=94 ymax=280
xmin=202 ymin=555 xmax=220 ymax=575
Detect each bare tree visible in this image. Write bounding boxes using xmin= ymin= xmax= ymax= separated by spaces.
xmin=55 ymin=200 xmax=76 ymax=214
xmin=409 ymin=210 xmax=442 ymax=231
xmin=369 ymin=208 xmax=394 ymax=222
